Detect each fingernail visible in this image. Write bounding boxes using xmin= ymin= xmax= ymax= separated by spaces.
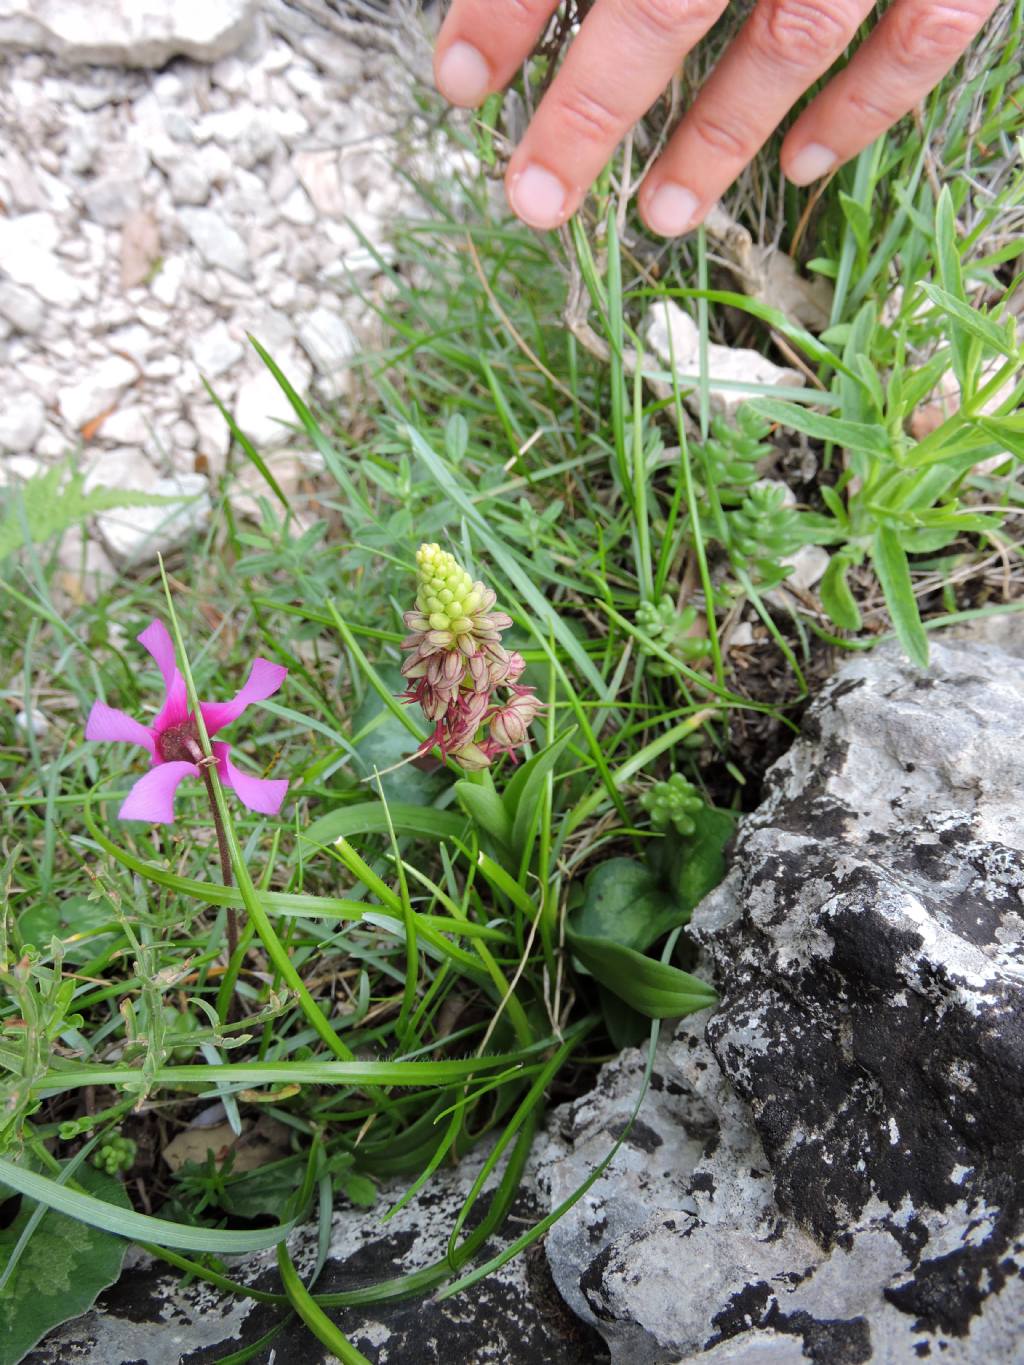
xmin=787 ymin=142 xmax=837 ymax=186
xmin=509 ymin=163 xmax=568 ymax=230
xmin=644 ymin=183 xmax=700 ymax=237
xmin=436 ymin=40 xmax=490 ymax=106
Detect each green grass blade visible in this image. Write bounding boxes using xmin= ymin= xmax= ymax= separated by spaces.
xmin=0 ymin=1158 xmax=300 ymax=1253
xmin=277 ymin=1244 xmax=370 ymax=1365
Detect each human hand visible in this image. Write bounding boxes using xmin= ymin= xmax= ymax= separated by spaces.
xmin=433 ymin=1 xmax=999 ymax=236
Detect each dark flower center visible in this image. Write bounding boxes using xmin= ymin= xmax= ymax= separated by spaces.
xmin=157 ymin=717 xmax=203 ymax=764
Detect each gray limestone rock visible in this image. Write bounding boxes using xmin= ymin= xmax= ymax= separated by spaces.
xmin=0 ymin=0 xmax=256 ymax=67
xmin=539 ymin=630 xmax=1024 ymax=1364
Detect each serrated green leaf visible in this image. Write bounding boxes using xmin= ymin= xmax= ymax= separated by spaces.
xmin=0 ymin=1164 xmax=129 ymax=1365
xmin=820 ymin=553 xmax=862 ymax=631
xmin=0 ymin=464 xmax=182 ymax=560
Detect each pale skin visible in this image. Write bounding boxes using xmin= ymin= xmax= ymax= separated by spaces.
xmin=433 ymin=0 xmax=1001 ymax=236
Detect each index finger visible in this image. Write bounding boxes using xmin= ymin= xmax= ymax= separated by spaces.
xmin=434 ymin=0 xmax=560 ymax=108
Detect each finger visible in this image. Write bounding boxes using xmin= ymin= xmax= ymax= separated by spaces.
xmin=639 ymin=0 xmax=874 ymax=236
xmin=505 ymin=0 xmax=730 ymax=230
xmin=434 ymin=0 xmax=560 ymax=109
xmin=782 ymin=0 xmax=1001 ymax=184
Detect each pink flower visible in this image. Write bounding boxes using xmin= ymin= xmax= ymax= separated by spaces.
xmin=85 ymin=619 xmax=288 ymax=823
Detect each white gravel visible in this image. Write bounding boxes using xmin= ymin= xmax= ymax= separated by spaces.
xmin=0 ymin=0 xmax=458 ymax=577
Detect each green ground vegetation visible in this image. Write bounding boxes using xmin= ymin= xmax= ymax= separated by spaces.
xmin=1 ymin=8 xmax=1023 ymax=1359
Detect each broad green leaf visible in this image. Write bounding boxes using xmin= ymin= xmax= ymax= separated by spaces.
xmin=504 ymin=727 xmax=578 ymax=861
xmin=572 ymin=858 xmax=681 ymax=954
xmin=672 ymin=806 xmax=735 ymax=914
xmin=566 ymin=929 xmax=716 ymax=1019
xmin=872 ymin=526 xmax=929 ymax=667
xmin=17 ymin=895 xmax=123 ymax=963
xmin=305 ymin=802 xmax=465 ymax=847
xmin=0 ymin=1165 xmax=129 ymax=1365
xmin=454 ymin=779 xmax=513 ymax=848
xmin=820 ymin=553 xmax=862 ymax=631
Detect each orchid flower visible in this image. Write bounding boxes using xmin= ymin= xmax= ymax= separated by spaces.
xmin=86 ymin=619 xmax=288 ymax=823
xmin=400 ymin=544 xmax=543 ymax=768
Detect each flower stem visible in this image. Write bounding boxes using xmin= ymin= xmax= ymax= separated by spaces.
xmin=201 ymin=766 xmax=238 ymax=964
xmin=186 ymin=738 xmax=238 ymax=967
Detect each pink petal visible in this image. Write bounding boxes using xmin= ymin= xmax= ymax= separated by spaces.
xmin=199 ymin=657 xmax=287 ymax=738
xmin=119 ymin=761 xmax=198 ymax=823
xmin=153 ymin=671 xmax=189 ymax=734
xmin=85 ymin=701 xmax=156 ymax=757
xmin=137 ymin=620 xmax=178 ymax=689
xmin=213 ymin=742 xmax=288 ymax=815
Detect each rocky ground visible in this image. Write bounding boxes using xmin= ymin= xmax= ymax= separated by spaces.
xmin=0 ymin=0 xmax=451 ymax=584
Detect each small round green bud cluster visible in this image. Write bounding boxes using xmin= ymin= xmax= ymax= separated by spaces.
xmin=726 ymin=483 xmax=801 ymax=587
xmin=415 ymin=543 xmax=485 ymax=636
xmin=640 ymin=773 xmax=704 ymax=836
xmin=636 ymin=596 xmax=712 ymax=675
xmin=91 ymin=1133 xmax=136 ymax=1175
